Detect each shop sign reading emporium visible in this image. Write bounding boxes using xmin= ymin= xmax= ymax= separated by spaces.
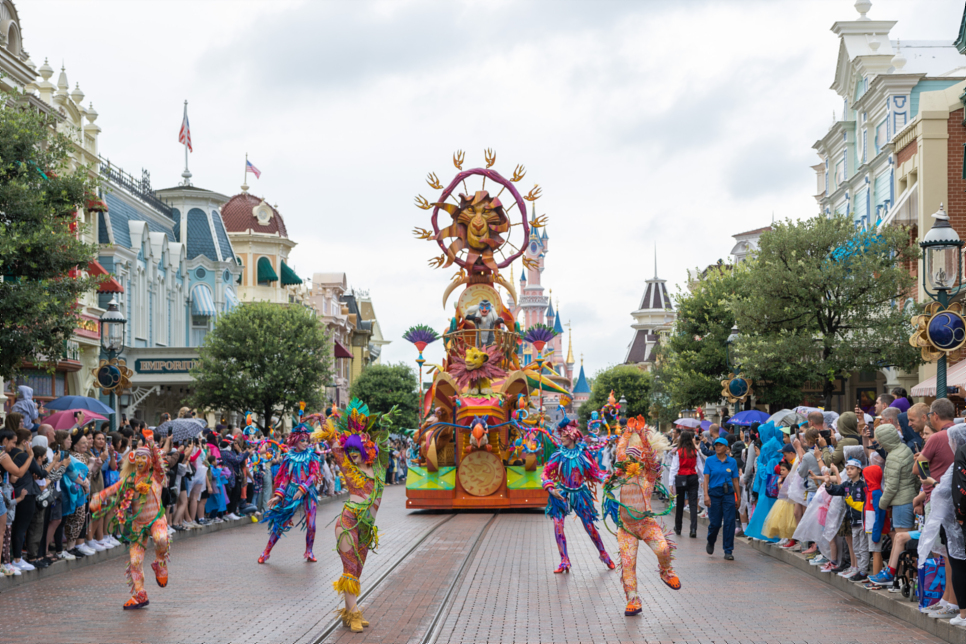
xmin=134 ymin=359 xmax=199 ymax=374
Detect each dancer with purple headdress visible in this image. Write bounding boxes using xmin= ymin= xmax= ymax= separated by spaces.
xmin=542 ymin=418 xmax=615 ymax=573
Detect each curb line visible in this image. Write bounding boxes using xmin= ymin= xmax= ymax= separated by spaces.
xmin=0 ymin=492 xmax=348 ymax=593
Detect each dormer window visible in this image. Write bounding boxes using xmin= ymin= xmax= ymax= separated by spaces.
xmin=253 ymin=200 xmax=274 ymax=226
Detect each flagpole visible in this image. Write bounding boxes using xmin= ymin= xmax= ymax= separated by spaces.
xmin=181 ymin=100 xmax=192 ymax=186
xmin=242 ymin=153 xmax=249 ymax=192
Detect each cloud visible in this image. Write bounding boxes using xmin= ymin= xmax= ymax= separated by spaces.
xmin=15 ymin=0 xmax=965 ymax=380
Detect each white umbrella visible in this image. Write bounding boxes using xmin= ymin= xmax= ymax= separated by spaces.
xmin=768 ymin=409 xmax=807 ymax=427
xmin=673 ymin=418 xmax=702 ymax=429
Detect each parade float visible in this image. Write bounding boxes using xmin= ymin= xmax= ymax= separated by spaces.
xmin=404 ymin=150 xmax=568 ymax=510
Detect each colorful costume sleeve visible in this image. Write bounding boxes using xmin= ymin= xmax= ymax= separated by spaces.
xmin=541 ymin=455 xmax=560 ymax=491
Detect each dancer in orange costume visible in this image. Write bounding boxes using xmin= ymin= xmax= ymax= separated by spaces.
xmin=91 ymin=443 xmax=170 ymax=609
xmin=603 ymin=417 xmax=680 ymax=617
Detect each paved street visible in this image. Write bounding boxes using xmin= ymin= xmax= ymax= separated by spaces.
xmin=0 ymin=485 xmax=946 ymax=644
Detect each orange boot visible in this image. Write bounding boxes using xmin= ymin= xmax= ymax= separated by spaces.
xmin=123 ymin=590 xmax=149 ymax=610
xmin=151 ymin=561 xmax=168 ymax=588
xmin=660 ymin=568 xmax=681 ymax=590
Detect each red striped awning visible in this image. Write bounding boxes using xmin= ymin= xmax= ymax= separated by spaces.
xmin=911 ymin=359 xmax=966 ymax=397
xmin=85 ymin=198 xmax=108 ymax=212
xmin=87 ymin=261 xmax=124 ymax=293
xmin=334 ymin=340 xmax=353 ymax=359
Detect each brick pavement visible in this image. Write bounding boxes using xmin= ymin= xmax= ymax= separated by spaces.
xmin=435 ymin=510 xmax=946 ymax=644
xmin=0 ymin=485 xmax=449 ymax=644
xmin=0 ymin=487 xmax=950 ymax=644
xmin=317 ymin=512 xmax=494 ymax=644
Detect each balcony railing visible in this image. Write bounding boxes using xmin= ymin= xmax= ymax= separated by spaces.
xmin=98 ymin=157 xmax=174 ymax=219
xmin=443 ymin=328 xmax=520 ymax=355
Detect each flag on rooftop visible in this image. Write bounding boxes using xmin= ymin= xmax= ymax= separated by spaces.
xmin=246 ymin=159 xmax=261 ymax=179
xmin=178 ymin=104 xmax=192 ymax=152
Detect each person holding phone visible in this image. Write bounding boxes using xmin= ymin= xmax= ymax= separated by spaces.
xmin=909 ymin=398 xmax=961 ymax=616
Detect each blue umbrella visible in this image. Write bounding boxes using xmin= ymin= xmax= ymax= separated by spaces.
xmin=728 ymin=409 xmax=770 ymax=426
xmin=44 ymin=395 xmax=114 ymax=416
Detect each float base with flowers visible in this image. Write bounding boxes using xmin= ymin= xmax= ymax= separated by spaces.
xmin=405 ymin=150 xmax=566 ymax=510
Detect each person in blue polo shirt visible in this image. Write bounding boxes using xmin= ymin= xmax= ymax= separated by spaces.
xmin=704 ymin=437 xmax=740 ymax=560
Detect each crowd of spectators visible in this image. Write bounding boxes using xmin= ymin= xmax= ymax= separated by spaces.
xmin=0 ymin=403 xmax=416 ymax=580
xmin=661 ymin=388 xmax=966 ymax=628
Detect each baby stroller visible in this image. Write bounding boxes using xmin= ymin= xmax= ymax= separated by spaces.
xmin=895 ymin=535 xmax=919 ymax=601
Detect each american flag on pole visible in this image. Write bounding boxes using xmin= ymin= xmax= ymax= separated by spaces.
xmin=178 ymin=105 xmax=192 ymax=152
xmin=246 ymin=160 xmax=261 ymax=179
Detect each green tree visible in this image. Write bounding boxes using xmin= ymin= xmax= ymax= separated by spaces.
xmin=0 ymin=96 xmax=102 ymax=380
xmin=349 ymin=363 xmax=419 ymax=430
xmin=577 ymin=364 xmax=651 ymax=425
xmin=660 ymin=265 xmax=804 ymax=410
xmin=189 ymin=302 xmax=332 ymax=427
xmin=731 ymin=216 xmax=921 ymax=409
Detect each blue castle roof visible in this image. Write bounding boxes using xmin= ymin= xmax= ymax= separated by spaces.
xmin=553 ymin=306 xmax=564 ymax=334
xmin=572 ymin=365 xmax=591 ymax=394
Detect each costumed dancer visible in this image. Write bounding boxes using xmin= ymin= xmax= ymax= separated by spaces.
xmin=258 ymin=404 xmax=323 ymax=564
xmin=542 ymin=418 xmax=615 ymax=574
xmin=312 ymin=399 xmax=397 ymax=634
xmin=90 ymin=443 xmax=170 ymax=610
xmin=602 ymin=416 xmax=680 ymax=617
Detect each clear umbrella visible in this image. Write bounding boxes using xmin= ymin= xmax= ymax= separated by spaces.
xmin=768 ymin=409 xmax=807 ymax=427
xmin=673 ymin=418 xmax=702 ymax=429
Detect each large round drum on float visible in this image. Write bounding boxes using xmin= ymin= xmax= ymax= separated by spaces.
xmin=457 ymin=450 xmax=505 ymax=497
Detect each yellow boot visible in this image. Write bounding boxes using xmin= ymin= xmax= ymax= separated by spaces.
xmin=347 ymin=609 xmax=364 ymax=633
xmin=358 ymin=608 xmax=370 ymax=628
xmin=338 ymin=607 xmax=369 ymax=628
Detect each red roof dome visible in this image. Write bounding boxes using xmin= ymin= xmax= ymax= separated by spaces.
xmin=221 ymin=192 xmax=289 ymax=238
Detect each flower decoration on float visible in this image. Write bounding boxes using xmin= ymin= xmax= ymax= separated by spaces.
xmin=523 ymin=323 xmax=557 ymax=353
xmin=910 ymin=301 xmax=966 ymax=361
xmin=403 ymin=324 xmax=440 ymax=357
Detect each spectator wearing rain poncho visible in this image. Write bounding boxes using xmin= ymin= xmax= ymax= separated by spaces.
xmin=918 ymin=423 xmax=966 ymax=626
xmin=745 ymin=421 xmax=783 ymax=542
xmin=824 ymin=412 xmax=860 ymax=472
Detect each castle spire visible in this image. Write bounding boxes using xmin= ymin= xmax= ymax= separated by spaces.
xmin=654 ymin=242 xmax=658 ymax=279
xmin=566 ymin=325 xmax=575 ymax=364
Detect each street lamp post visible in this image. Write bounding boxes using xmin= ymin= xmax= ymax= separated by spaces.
xmin=726 ymin=324 xmax=741 ymax=417
xmin=920 ymin=204 xmax=965 ymax=399
xmin=99 ymin=298 xmax=127 ymax=432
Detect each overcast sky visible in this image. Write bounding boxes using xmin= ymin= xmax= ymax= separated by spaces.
xmin=18 ymin=0 xmax=965 ymax=379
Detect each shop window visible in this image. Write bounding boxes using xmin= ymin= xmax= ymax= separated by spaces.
xmin=55 ymin=372 xmax=66 ymax=397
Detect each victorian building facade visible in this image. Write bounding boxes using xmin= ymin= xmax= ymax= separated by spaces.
xmin=809 ymin=1 xmax=966 ymax=406
xmin=1 ymin=1 xmax=122 ymax=410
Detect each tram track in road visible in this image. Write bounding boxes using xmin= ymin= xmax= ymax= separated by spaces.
xmin=309 ymin=511 xmax=499 ymax=644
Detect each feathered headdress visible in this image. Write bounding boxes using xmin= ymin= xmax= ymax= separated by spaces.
xmin=557 ymin=417 xmax=582 ymax=442
xmin=334 ymin=399 xmax=380 ymax=465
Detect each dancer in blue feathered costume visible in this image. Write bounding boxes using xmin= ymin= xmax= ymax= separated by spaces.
xmin=542 ymin=418 xmax=615 ymax=573
xmin=744 ymin=420 xmax=783 ymax=542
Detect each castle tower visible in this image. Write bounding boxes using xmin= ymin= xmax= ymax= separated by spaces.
xmin=624 ymin=252 xmax=675 ymax=371
xmin=572 ymin=356 xmax=591 ymax=411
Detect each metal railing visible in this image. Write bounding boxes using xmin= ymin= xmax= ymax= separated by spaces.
xmin=97 ymin=157 xmax=174 ymax=219
xmin=442 ymin=328 xmax=519 ymax=354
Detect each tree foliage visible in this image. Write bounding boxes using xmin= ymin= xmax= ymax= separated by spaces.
xmin=0 ymin=98 xmax=101 ymax=380
xmin=660 ymin=265 xmax=805 ymax=410
xmin=731 ymin=215 xmax=921 ymax=408
xmin=349 ymin=363 xmax=419 ymax=430
xmin=577 ymin=364 xmax=651 ymax=425
xmin=189 ymin=303 xmax=332 ymax=427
